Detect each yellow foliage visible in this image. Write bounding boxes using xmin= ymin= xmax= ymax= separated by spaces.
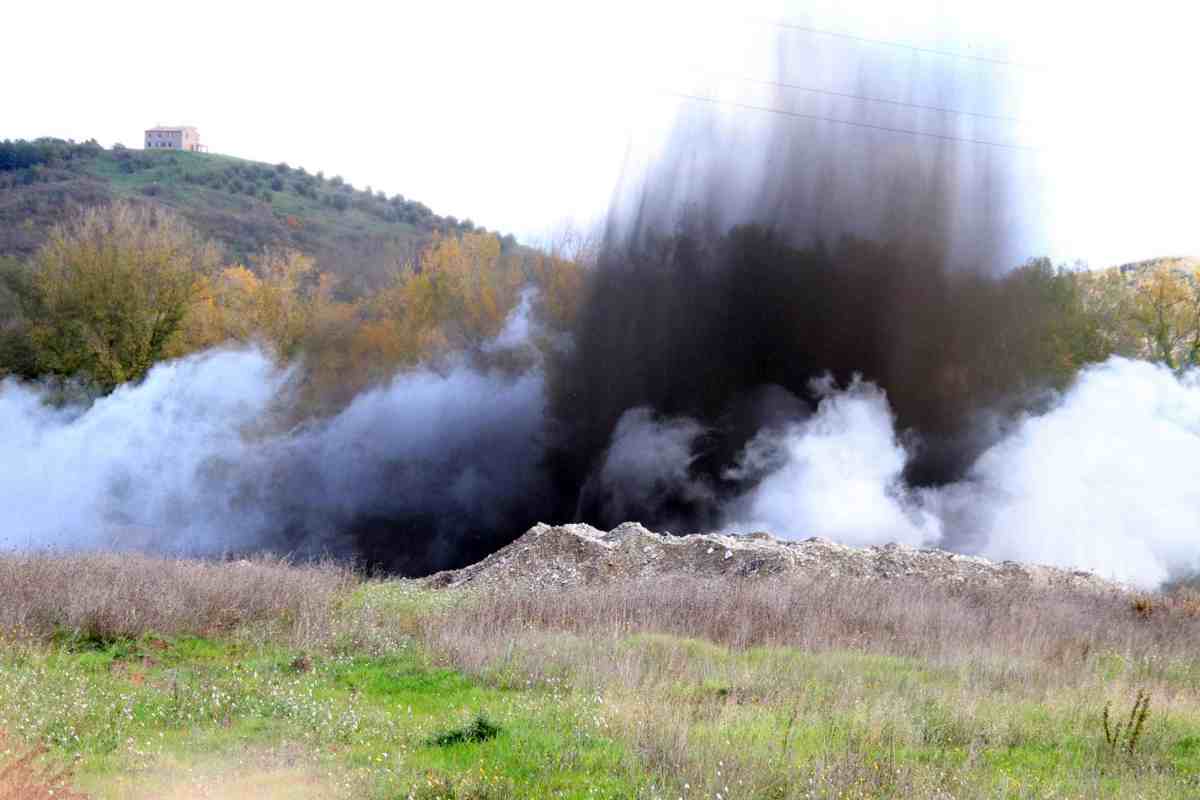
xmin=524 ymin=252 xmax=585 ymax=331
xmin=1129 ymin=263 xmax=1200 ymax=370
xmin=399 ymin=232 xmax=524 ymax=350
xmin=30 ymin=203 xmax=218 ymax=388
xmin=22 ymin=208 xmax=589 ymax=405
xmin=177 ymin=251 xmax=327 ymax=361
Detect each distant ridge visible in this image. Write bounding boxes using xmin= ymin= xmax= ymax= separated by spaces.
xmin=0 ymin=138 xmax=513 ymax=296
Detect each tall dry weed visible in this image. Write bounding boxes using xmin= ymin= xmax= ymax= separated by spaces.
xmin=0 ymin=552 xmax=353 ymax=647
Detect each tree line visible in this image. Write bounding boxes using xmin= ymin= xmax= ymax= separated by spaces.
xmin=0 ymin=201 xmax=1196 ymax=416
xmin=0 ymin=203 xmax=583 ymax=412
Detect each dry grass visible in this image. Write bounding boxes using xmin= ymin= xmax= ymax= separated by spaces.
xmin=5 ymin=554 xmax=1200 ymax=798
xmin=0 ymin=552 xmax=353 ymax=647
xmin=419 ymin=577 xmax=1200 ymax=798
xmin=427 ymin=576 xmax=1200 ymax=682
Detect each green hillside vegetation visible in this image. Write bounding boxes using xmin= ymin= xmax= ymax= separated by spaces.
xmin=0 ymin=137 xmax=509 ymax=296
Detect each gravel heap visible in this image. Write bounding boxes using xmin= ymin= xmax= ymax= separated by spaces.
xmin=423 ymin=522 xmax=1125 ymax=593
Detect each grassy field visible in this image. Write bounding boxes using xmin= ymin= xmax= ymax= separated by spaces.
xmin=1 ymin=553 xmax=1199 ymax=798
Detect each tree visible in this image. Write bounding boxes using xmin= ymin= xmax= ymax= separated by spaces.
xmin=28 ymin=203 xmax=218 ymax=389
xmin=0 ymin=256 xmax=39 ymax=379
xmin=178 ymin=250 xmax=326 ymax=362
xmin=400 ymin=232 xmax=523 ymax=351
xmin=1128 ymin=262 xmax=1200 ymax=371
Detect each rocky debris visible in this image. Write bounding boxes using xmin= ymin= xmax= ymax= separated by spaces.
xmin=422 ymin=522 xmax=1127 ymax=594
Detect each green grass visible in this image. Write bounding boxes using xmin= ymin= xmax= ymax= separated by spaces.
xmin=5 ymin=572 xmax=1200 ymax=798
xmin=0 ymin=628 xmax=646 ymax=799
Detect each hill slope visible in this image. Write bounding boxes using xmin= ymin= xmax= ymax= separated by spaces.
xmin=0 ymin=138 xmax=510 ymax=295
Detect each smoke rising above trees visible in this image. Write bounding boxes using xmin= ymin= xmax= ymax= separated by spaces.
xmin=1 ymin=25 xmax=1199 ymax=585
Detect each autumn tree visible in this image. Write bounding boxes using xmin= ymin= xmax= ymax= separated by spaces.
xmin=395 ymin=232 xmax=523 ymax=353
xmin=521 ymin=251 xmax=583 ymax=333
xmin=178 ymin=249 xmax=328 ymax=361
xmin=28 ymin=203 xmax=218 ymax=389
xmin=1128 ymin=262 xmax=1200 ymax=371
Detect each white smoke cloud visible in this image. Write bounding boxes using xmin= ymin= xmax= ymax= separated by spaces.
xmin=723 ymin=376 xmax=941 ymax=548
xmin=947 ymin=358 xmax=1200 ymax=587
xmin=0 ymin=300 xmax=550 ymax=570
xmin=0 ymin=348 xmax=287 ymax=552
xmin=721 ymin=360 xmax=1200 ymax=588
xmin=5 ymin=314 xmax=1200 ymax=587
xmin=483 ymin=287 xmax=538 ymax=353
xmin=276 ymin=363 xmax=547 ymax=550
xmin=592 ymin=407 xmax=712 ymax=526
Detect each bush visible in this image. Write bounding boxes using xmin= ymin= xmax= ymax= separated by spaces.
xmin=26 ymin=203 xmax=219 ymax=388
xmin=427 ymin=714 xmax=501 ymax=747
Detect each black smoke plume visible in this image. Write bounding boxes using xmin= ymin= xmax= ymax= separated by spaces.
xmin=3 ymin=25 xmax=1076 ymax=577
xmin=546 ymin=31 xmax=1046 ymax=532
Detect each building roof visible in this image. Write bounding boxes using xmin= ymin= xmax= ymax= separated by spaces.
xmin=145 ymin=126 xmax=198 ymax=133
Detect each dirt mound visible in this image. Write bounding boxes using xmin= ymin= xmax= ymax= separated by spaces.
xmin=423 ymin=522 xmax=1126 ymax=593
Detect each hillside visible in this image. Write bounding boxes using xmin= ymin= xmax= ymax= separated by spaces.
xmin=0 ymin=138 xmax=510 ymax=295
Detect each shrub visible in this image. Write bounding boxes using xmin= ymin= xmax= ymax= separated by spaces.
xmin=427 ymin=714 xmax=501 ymax=747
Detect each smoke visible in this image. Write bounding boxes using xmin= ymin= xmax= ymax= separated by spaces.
xmin=586 ymin=407 xmax=712 ymax=529
xmin=724 ymin=377 xmax=941 ymax=548
xmin=946 ymin=359 xmax=1200 ymax=587
xmin=547 ymin=21 xmax=1048 ymax=532
xmin=4 ymin=12 xmax=1199 ymax=588
xmin=267 ymin=360 xmax=548 ymax=573
xmin=719 ymin=360 xmax=1200 ymax=588
xmin=0 ymin=350 xmax=287 ymax=553
xmin=0 ymin=302 xmax=551 ymax=573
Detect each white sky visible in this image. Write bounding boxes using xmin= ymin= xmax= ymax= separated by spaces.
xmin=4 ymin=0 xmax=1197 ymax=267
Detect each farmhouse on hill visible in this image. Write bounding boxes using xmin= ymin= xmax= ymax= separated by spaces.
xmin=144 ymin=126 xmax=204 ymax=152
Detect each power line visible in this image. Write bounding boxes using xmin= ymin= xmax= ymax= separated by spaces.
xmin=700 ymin=71 xmax=1025 ymax=124
xmin=754 ymin=19 xmax=1047 ymax=70
xmin=666 ymin=91 xmax=1040 ymax=152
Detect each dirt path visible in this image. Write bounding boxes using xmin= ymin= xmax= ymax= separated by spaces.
xmin=79 ymin=746 xmax=350 ymax=800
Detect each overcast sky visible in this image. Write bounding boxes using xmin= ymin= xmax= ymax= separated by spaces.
xmin=5 ymin=0 xmax=1197 ymax=267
